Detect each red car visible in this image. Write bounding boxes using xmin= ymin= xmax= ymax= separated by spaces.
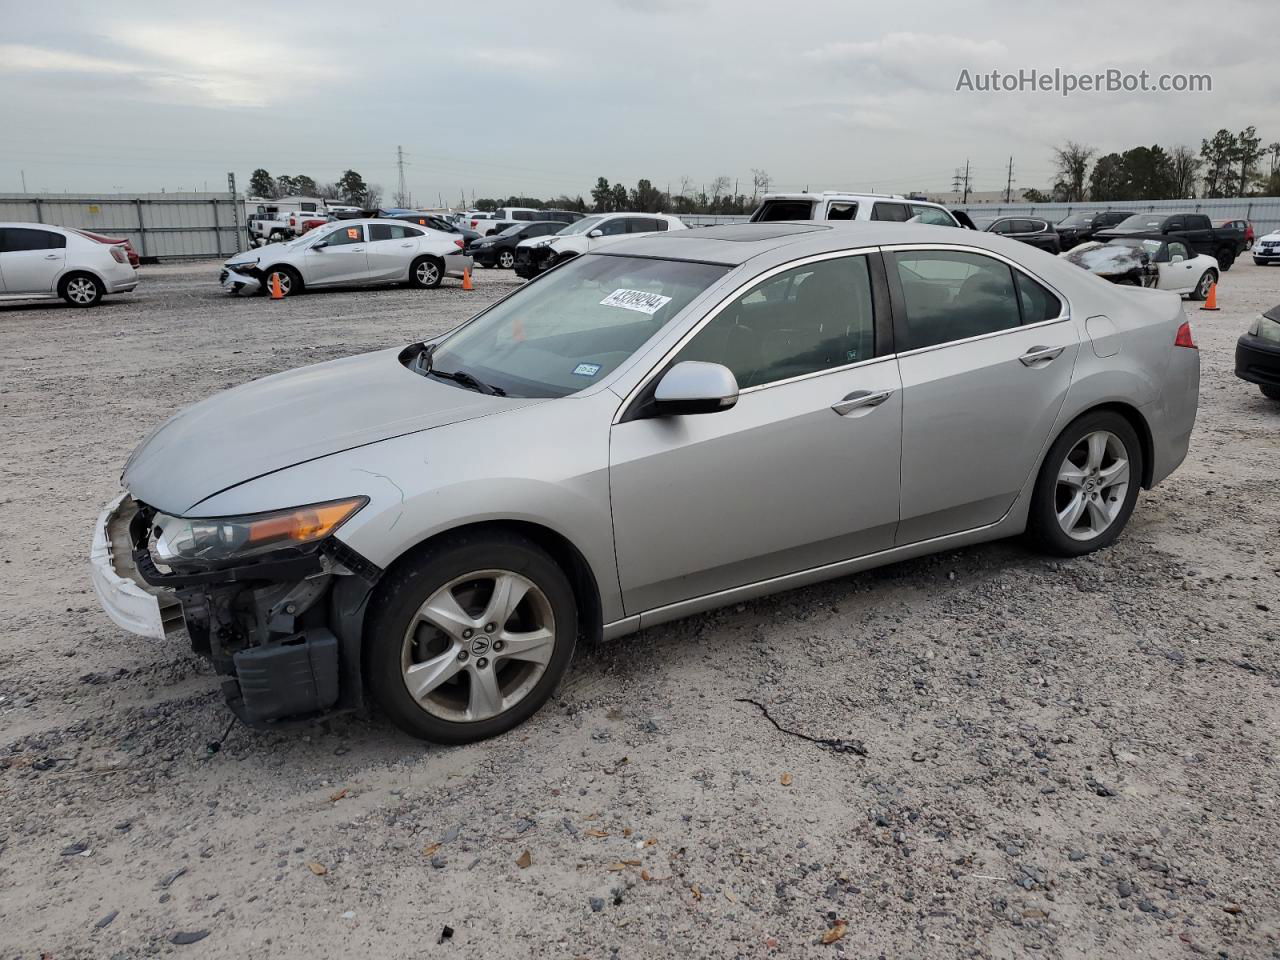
xmin=1214 ymin=218 xmax=1254 ymax=249
xmin=72 ymin=229 xmax=140 ymax=267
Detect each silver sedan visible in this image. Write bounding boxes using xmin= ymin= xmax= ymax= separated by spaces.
xmin=93 ymin=222 xmax=1199 ymax=743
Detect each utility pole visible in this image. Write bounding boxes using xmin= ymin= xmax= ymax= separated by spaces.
xmin=952 ymin=168 xmax=963 ymax=196
xmin=962 ymin=159 xmax=971 ymax=205
xmin=1004 ymin=156 xmax=1015 ymax=203
xmin=21 ymin=169 xmax=27 ymax=192
xmin=395 ymin=145 xmax=409 ymax=208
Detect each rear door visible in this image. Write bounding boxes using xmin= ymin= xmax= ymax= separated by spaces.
xmin=610 ymin=252 xmax=902 ymax=613
xmin=889 ymin=247 xmax=1079 ymax=543
xmin=302 ymin=224 xmax=369 ymax=285
xmin=365 ymin=223 xmax=422 ymax=280
xmin=0 ymin=227 xmax=66 ymax=294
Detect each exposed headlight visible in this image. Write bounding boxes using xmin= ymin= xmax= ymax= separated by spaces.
xmin=151 ymin=497 xmax=367 ymax=565
xmin=226 ymin=259 xmax=259 ymax=269
xmin=530 ymin=237 xmax=555 ymax=248
xmin=1247 ymin=316 xmax=1280 ymax=344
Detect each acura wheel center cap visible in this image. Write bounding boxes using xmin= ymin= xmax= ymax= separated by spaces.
xmin=470 ymin=637 xmax=491 ymax=656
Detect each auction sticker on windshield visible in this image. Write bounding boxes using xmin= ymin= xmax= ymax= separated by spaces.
xmin=600 ymin=289 xmax=673 ymax=316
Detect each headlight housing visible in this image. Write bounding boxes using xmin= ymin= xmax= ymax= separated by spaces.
xmin=151 ymin=497 xmax=367 ymax=565
xmin=530 ymin=237 xmax=555 ymax=248
xmin=1247 ymin=316 xmax=1280 ymax=344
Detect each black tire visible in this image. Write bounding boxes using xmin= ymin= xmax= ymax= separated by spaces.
xmin=261 ymin=265 xmax=300 ymax=298
xmin=1026 ymin=410 xmax=1144 ymax=557
xmin=409 ymin=256 xmax=443 ymax=289
xmin=1216 ymin=249 xmax=1235 ymax=272
xmin=1189 ymin=268 xmax=1217 ymax=302
xmin=59 ymin=272 xmax=102 ymax=308
xmin=365 ymin=531 xmax=578 ymax=744
xmin=498 ymin=249 xmax=516 ymax=269
xmin=1261 ymin=385 xmax=1280 ymax=402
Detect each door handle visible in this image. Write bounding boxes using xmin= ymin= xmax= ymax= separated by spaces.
xmin=400 ymin=242 xmax=414 ymax=247
xmin=831 ymin=388 xmax=893 ymax=416
xmin=44 ymin=254 xmax=59 ymax=260
xmin=1019 ymin=345 xmax=1065 ymax=367
xmin=351 ymin=247 xmax=364 ymax=252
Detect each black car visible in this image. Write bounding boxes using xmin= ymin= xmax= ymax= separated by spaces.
xmin=468 ymin=220 xmax=565 ymax=269
xmin=1094 ymin=212 xmax=1245 ymax=271
xmin=1236 ymin=303 xmax=1280 ymax=402
xmin=1054 ymin=210 xmax=1130 ymax=249
xmin=389 ymin=212 xmax=481 ymax=245
xmin=972 ymin=215 xmax=1061 ymax=254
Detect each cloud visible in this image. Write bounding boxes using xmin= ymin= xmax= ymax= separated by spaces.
xmin=0 ymin=44 xmax=136 ymax=75
xmin=462 ymin=47 xmax=560 ymax=71
xmin=804 ymin=32 xmax=1007 ymax=92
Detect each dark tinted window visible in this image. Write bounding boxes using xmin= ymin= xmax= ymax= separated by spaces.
xmin=626 ymin=218 xmax=659 ymax=233
xmin=676 ymin=256 xmax=876 ymax=389
xmin=653 ymin=219 xmax=669 ymax=231
xmin=1015 ymin=272 xmax=1062 ymax=323
xmin=320 ymin=224 xmax=364 ymax=245
xmin=1186 ymin=214 xmax=1211 ymax=230
xmin=300 ymin=202 xmax=317 ymax=212
xmin=1 ymin=228 xmax=67 ymax=252
xmin=598 ymin=218 xmax=629 ymax=236
xmin=871 ymin=202 xmax=910 ymax=222
xmin=828 ymin=202 xmax=857 ymax=220
xmin=752 ymin=199 xmax=816 ymax=222
xmin=893 ymin=251 xmax=1022 ymax=350
xmin=1164 ymin=218 xmax=1184 ymax=231
xmin=991 ymin=220 xmax=1014 ymax=234
xmin=514 ymin=211 xmax=538 ymax=221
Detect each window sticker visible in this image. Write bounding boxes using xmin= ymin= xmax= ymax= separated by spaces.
xmin=572 ymin=363 xmax=602 ymax=377
xmin=599 ymin=288 xmax=673 ymax=316
xmin=347 ymin=227 xmax=359 ymax=240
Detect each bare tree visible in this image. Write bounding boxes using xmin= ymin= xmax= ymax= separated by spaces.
xmin=1051 ymin=141 xmax=1095 ymax=202
xmin=364 ymin=183 xmax=384 ymax=209
xmin=750 ymin=168 xmax=771 ymax=201
xmin=709 ymin=175 xmax=731 ymax=210
xmin=1168 ymin=145 xmax=1202 ymax=198
xmin=316 ymin=182 xmax=340 ymax=201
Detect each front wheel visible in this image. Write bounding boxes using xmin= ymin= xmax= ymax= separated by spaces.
xmin=366 ymin=532 xmax=578 ymax=744
xmin=60 ymin=273 xmax=102 ymax=307
xmin=410 ymin=256 xmax=443 ymax=289
xmin=1190 ymin=269 xmax=1216 ymax=301
xmin=498 ymin=249 xmax=515 ymax=269
xmin=261 ymin=265 xmax=299 ymax=298
xmin=1027 ymin=411 xmax=1143 ymax=557
xmin=1261 ymin=385 xmax=1280 ymax=402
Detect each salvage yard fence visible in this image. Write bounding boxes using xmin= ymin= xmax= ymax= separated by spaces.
xmin=0 ymin=192 xmax=244 ymax=261
xmin=957 ymin=196 xmax=1280 ymax=238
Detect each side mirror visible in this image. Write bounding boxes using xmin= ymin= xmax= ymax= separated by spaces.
xmin=587 ymin=229 xmax=603 ymax=238
xmin=313 ymin=240 xmax=328 ymax=250
xmin=653 ymin=362 xmax=739 ymax=416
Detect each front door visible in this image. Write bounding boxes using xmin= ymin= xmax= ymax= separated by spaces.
xmin=0 ymin=227 xmax=67 ymax=295
xmin=302 ymin=224 xmax=369 ymax=286
xmin=888 ymin=248 xmax=1080 ymax=544
xmin=1157 ymin=240 xmax=1198 ymax=293
xmin=610 ymin=252 xmax=902 ymax=615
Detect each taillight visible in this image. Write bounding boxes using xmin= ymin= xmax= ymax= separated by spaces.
xmin=110 ymin=246 xmax=128 ymax=264
xmin=454 ymin=238 xmax=465 ymax=249
xmin=1175 ymin=321 xmax=1197 ymax=349
xmin=471 ymin=220 xmax=479 ymax=229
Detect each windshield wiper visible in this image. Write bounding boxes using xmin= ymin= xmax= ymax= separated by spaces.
xmin=428 ymin=368 xmax=506 ymax=396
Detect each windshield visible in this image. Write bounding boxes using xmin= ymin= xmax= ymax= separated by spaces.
xmin=1115 ymin=214 xmax=1164 ymax=231
xmin=428 ymin=254 xmax=729 ymax=398
xmin=1108 ymin=237 xmax=1163 ymax=255
xmin=557 ymin=216 xmax=604 ymax=236
xmin=1058 ymin=214 xmax=1091 ymax=227
xmin=497 ymin=223 xmax=525 ymax=237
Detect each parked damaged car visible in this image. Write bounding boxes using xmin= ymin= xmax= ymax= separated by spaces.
xmin=219 ymin=218 xmax=471 ymax=297
xmin=92 ymin=222 xmax=1199 ymax=744
xmin=1060 ymin=240 xmax=1158 ymax=287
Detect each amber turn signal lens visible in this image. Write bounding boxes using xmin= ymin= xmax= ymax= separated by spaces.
xmin=244 ymin=498 xmax=367 ymax=546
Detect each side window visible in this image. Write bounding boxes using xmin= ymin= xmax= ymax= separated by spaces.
xmin=626 ymin=218 xmax=658 ymax=233
xmin=598 ymin=218 xmax=629 ymax=236
xmin=1164 ymin=219 xmax=1183 ymax=231
xmin=1167 ymin=240 xmax=1190 ymax=260
xmin=892 ymin=250 xmax=1022 ymax=350
xmin=1016 ymin=219 xmax=1042 ymax=233
xmin=301 ymin=202 xmax=317 ymax=212
xmin=653 ymin=219 xmax=669 ymax=231
xmin=752 ymin=199 xmax=816 ymax=222
xmin=368 ymin=223 xmax=393 ymax=241
xmin=0 ymin=228 xmax=66 ymax=251
xmin=515 ymin=211 xmax=536 ymax=221
xmin=674 ymin=256 xmax=877 ymax=389
xmin=911 ymin=205 xmax=956 ymax=226
xmin=871 ymin=202 xmax=910 ymax=222
xmin=827 ymin=202 xmax=858 ymax=220
xmin=991 ymin=220 xmax=1014 ymax=234
xmin=397 ymin=225 xmax=423 ymax=238
xmin=1015 ymin=272 xmax=1062 ymax=323
xmin=321 ymin=224 xmax=364 ymax=246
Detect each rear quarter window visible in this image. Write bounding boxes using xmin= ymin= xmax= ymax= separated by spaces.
xmin=751 ymin=200 xmax=816 ymax=222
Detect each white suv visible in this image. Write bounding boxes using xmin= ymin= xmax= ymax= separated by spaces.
xmin=514 ymin=212 xmax=687 ymax=278
xmin=749 ymin=192 xmax=971 ymax=228
xmin=0 ymin=222 xmax=139 ymax=307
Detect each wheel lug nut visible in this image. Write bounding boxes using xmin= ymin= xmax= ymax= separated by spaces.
xmin=492 ymin=640 xmax=505 ymax=652
xmin=462 ymin=628 xmax=473 ymax=639
xmin=476 ymin=657 xmax=489 ymax=669
xmin=457 ymin=650 xmax=468 ymax=661
xmin=483 ymin=623 xmax=495 ymax=634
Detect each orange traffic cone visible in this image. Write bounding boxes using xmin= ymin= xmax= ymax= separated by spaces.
xmin=270 ymin=272 xmax=284 ymax=300
xmin=1200 ymin=281 xmax=1219 ymax=311
xmin=462 ymin=266 xmax=474 ymax=291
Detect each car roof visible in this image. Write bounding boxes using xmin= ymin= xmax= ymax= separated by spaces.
xmin=593 ymin=221 xmax=1043 ymax=267
xmin=1106 ymin=233 xmax=1173 ymax=243
xmin=761 ymin=191 xmax=912 ymax=202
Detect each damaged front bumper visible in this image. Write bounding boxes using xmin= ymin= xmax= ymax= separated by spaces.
xmin=89 ymin=494 xmax=380 ymax=726
xmin=220 ymin=265 xmax=262 ymax=295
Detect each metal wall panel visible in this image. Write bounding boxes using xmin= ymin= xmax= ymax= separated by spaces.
xmin=958 ymin=197 xmax=1280 ymax=237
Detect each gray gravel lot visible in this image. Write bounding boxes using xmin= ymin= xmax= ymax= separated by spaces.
xmin=1 ymin=258 xmax=1278 ymax=959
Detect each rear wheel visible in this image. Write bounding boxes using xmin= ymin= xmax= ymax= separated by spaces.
xmin=1261 ymin=385 xmax=1280 ymax=402
xmin=1216 ymin=248 xmax=1235 ymax=271
xmin=1190 ymin=268 xmax=1216 ymax=301
xmin=1027 ymin=411 xmax=1143 ymax=557
xmin=498 ymin=249 xmax=515 ymax=269
xmin=60 ymin=272 xmax=102 ymax=307
xmin=366 ymin=532 xmax=577 ymax=744
xmin=410 ymin=256 xmax=443 ymax=289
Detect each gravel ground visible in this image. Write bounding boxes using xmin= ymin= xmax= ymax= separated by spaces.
xmin=1 ymin=258 xmax=1277 ymax=960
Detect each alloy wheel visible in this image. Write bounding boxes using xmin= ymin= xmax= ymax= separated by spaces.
xmin=401 ymin=570 xmax=556 ymax=722
xmin=1054 ymin=430 xmax=1130 ymax=541
xmin=1198 ymin=271 xmax=1214 ymax=299
xmin=66 ymin=277 xmax=97 ymax=304
xmin=417 ymin=261 xmax=439 ymax=285
xmin=499 ymin=250 xmax=515 ymax=268
xmin=268 ymin=270 xmax=292 ymax=295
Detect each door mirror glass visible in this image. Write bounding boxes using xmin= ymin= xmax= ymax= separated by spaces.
xmin=653 ymin=362 xmax=739 ymax=416
xmin=587 ymin=229 xmax=603 ymax=238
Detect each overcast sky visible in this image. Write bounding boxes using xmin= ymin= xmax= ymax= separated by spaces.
xmin=1 ymin=0 xmax=1277 ymax=201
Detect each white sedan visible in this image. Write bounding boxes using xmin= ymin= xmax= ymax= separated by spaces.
xmin=0 ymin=222 xmax=139 ymax=307
xmin=220 ymin=218 xmax=473 ymax=297
xmin=1103 ymin=235 xmax=1220 ymax=301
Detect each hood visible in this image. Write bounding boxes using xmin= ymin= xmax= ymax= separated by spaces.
xmin=1060 ymin=241 xmax=1150 ymax=277
xmin=123 ymin=347 xmax=534 ymax=515
xmin=1259 ymin=232 xmax=1280 ymax=243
